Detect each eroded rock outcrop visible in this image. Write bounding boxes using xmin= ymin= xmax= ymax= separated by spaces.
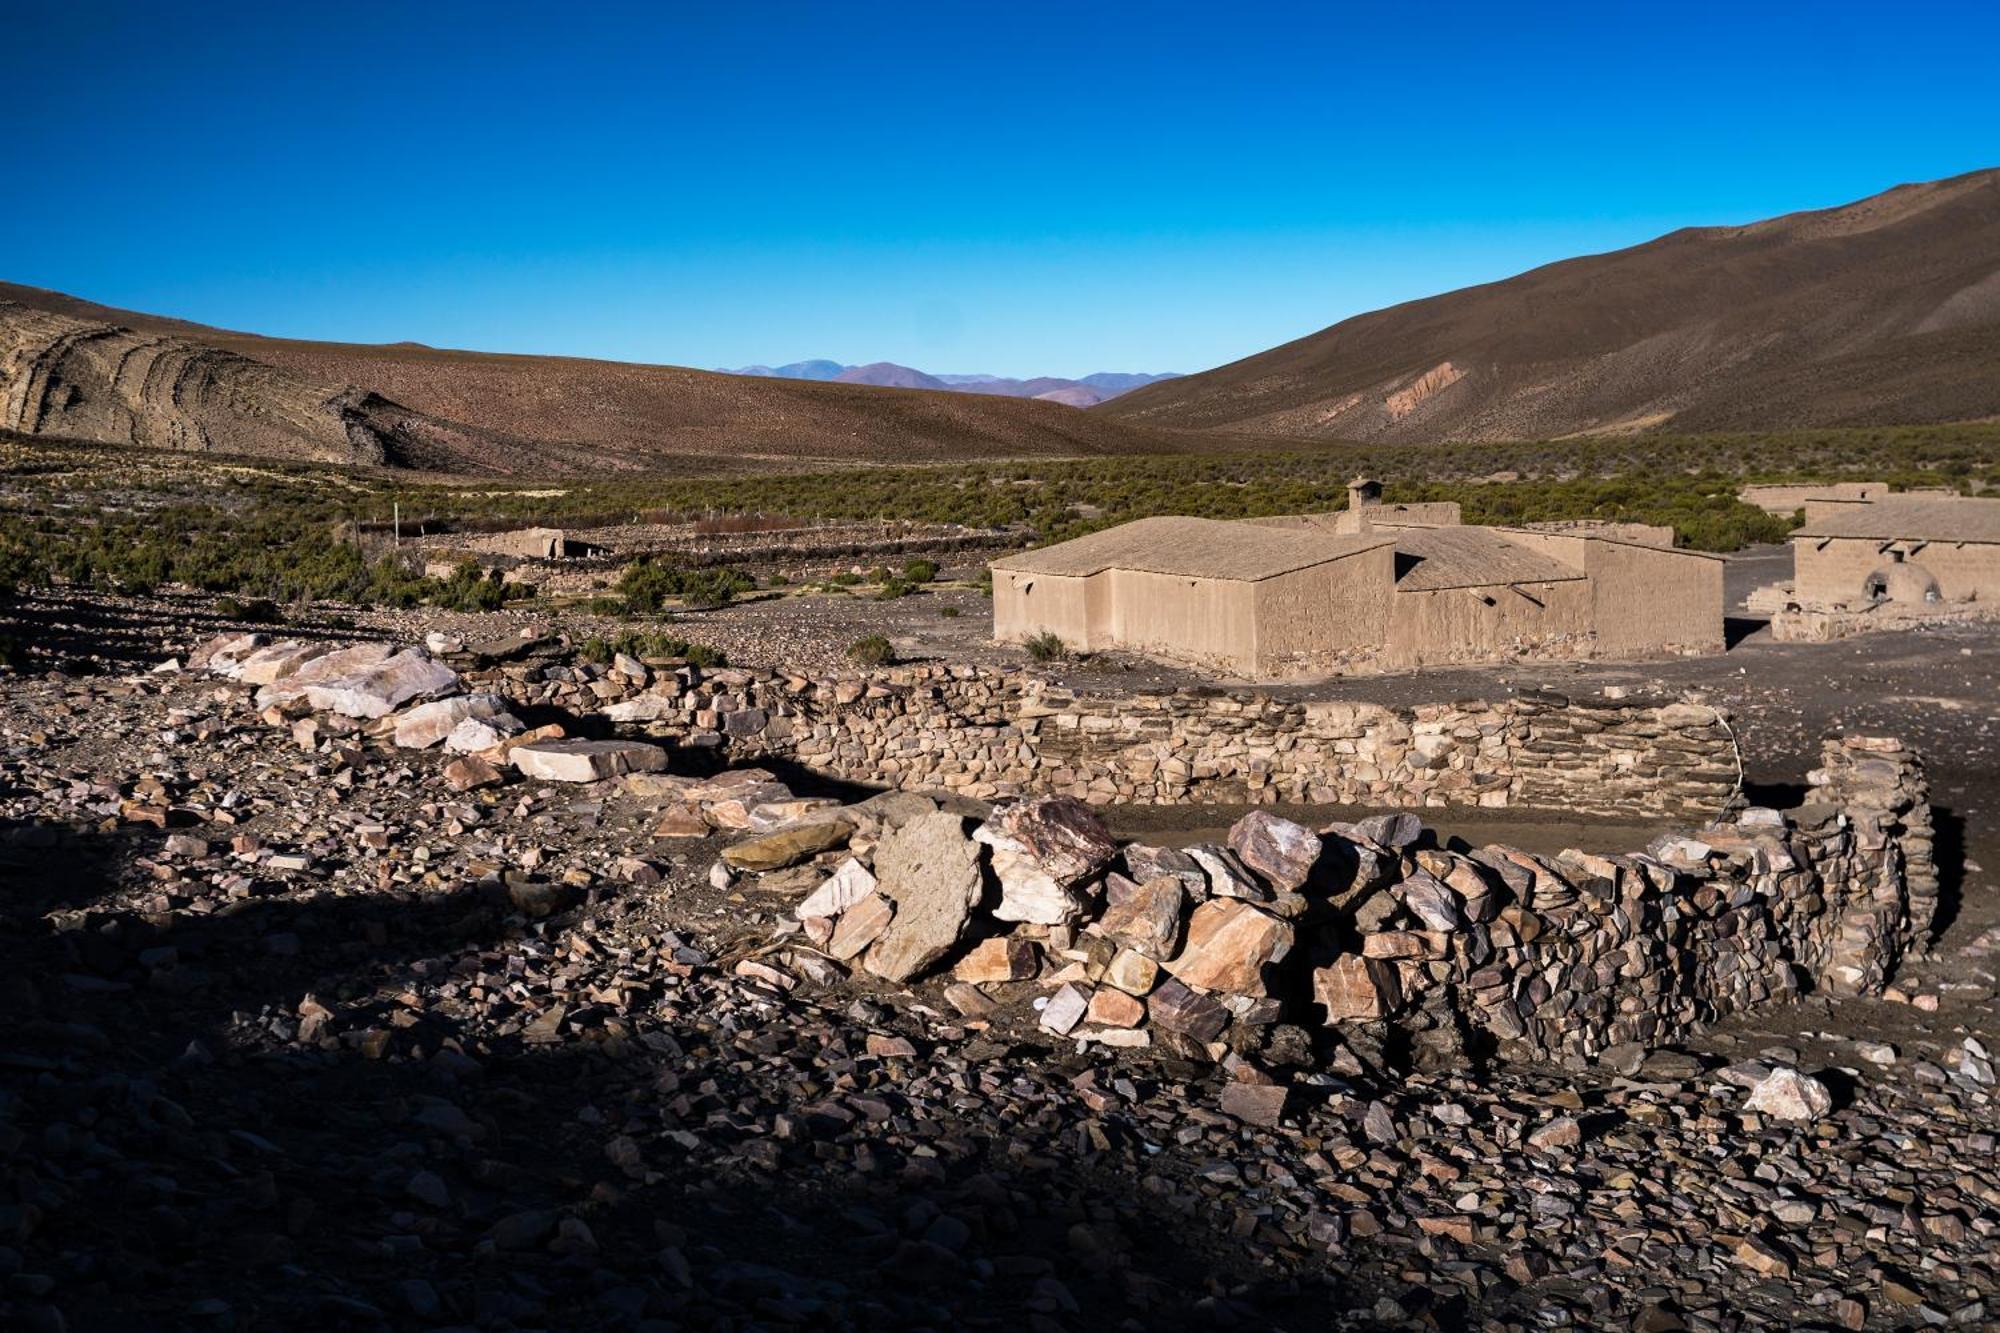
xmin=0 ymin=300 xmax=449 ymax=466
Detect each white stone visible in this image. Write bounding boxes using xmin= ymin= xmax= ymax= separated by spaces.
xmin=510 ymin=739 xmax=668 ymax=783
xmin=795 ymin=858 xmax=878 ymax=921
xmin=1743 ymin=1066 xmax=1833 ymax=1123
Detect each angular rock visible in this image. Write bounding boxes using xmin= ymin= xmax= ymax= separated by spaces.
xmin=394 ymin=693 xmax=513 ymax=749
xmin=302 ymin=650 xmax=461 ymax=719
xmin=1121 ymin=843 xmax=1207 ymax=899
xmin=1038 ymin=982 xmax=1089 ymax=1035
xmin=952 ymin=936 xmax=1037 ymax=984
xmin=722 ymin=819 xmax=855 ymax=873
xmin=442 ymin=755 xmax=503 ymax=791
xmin=795 ymin=857 xmax=878 ymax=920
xmin=511 ymin=739 xmax=668 ymax=783
xmin=864 ymin=812 xmax=983 ymax=983
xmin=1743 ymin=1066 xmax=1834 ymax=1123
xmin=1219 ymin=1081 xmax=1287 ymax=1126
xmin=1092 ymin=875 xmax=1185 ymax=961
xmin=1149 ymin=978 xmax=1229 ymax=1042
xmin=827 ymin=894 xmax=894 ymax=962
xmin=1227 ymin=810 xmax=1323 ymax=890
xmin=1084 ymin=986 xmax=1144 ymax=1028
xmin=1166 ymin=899 xmax=1292 ymax=994
xmin=975 ymin=796 xmax=1117 ymax=925
xmin=1185 ymin=843 xmax=1266 ymax=901
xmin=1313 ymin=954 xmax=1402 ymax=1022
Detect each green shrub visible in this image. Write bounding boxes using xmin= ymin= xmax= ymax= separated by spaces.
xmin=433 ymin=561 xmax=507 ymax=612
xmin=849 ymin=634 xmax=896 ymax=666
xmin=874 ymin=578 xmax=913 ymax=601
xmin=1024 ymin=632 xmax=1069 ymax=663
xmin=939 ymin=606 xmax=961 ymax=618
xmin=830 ymin=571 xmax=863 ymax=586
xmin=901 ymin=558 xmax=938 ymax=583
xmin=615 ymin=557 xmax=752 ymax=613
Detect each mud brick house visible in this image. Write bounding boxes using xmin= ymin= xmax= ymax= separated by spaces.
xmin=1790 ymin=494 xmax=2000 ymax=608
xmin=991 ymin=481 xmax=1723 ymax=678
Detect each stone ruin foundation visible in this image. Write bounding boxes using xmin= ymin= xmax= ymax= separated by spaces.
xmin=190 ymin=632 xmax=1939 ymax=1069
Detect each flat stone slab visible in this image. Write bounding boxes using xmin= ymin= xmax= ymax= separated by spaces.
xmin=510 ymin=739 xmax=668 ymax=783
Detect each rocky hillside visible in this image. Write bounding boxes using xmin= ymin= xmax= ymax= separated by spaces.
xmin=0 ymin=299 xmax=466 ymax=468
xmin=1103 ymin=168 xmax=2000 ymax=442
xmin=0 ymin=284 xmax=1217 ymax=474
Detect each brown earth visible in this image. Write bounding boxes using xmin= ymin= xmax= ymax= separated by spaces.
xmin=1103 ymin=167 xmax=2000 ymax=441
xmin=0 ymin=282 xmax=1232 ymax=475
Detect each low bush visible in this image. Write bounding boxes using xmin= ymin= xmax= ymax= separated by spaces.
xmin=1023 ymin=631 xmax=1069 ymax=663
xmin=848 ymin=634 xmax=896 ymax=666
xmin=901 ymin=558 xmax=938 ymax=583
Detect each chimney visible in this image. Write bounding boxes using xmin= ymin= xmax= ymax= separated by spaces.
xmin=1347 ymin=477 xmax=1382 ymax=512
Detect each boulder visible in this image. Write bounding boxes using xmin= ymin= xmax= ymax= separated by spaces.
xmin=1122 ymin=844 xmax=1208 ymax=899
xmin=1227 ymin=811 xmax=1323 ymax=891
xmin=864 ymin=812 xmax=983 ymax=983
xmin=1166 ymin=900 xmax=1292 ymax=994
xmin=1184 ymin=844 xmax=1266 ymax=901
xmin=975 ymin=796 xmax=1117 ymax=926
xmin=231 ymin=640 xmax=333 ymax=686
xmin=301 ymin=650 xmax=461 ymax=720
xmin=1743 ymin=1066 xmax=1834 ymax=1123
xmin=722 ymin=819 xmax=855 ymax=873
xmin=510 ymin=739 xmax=668 ymax=783
xmin=1092 ymin=875 xmax=1185 ymax=961
xmin=393 ymin=693 xmax=514 ymax=749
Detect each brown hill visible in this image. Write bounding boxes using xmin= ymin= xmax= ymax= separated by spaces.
xmin=0 ymin=283 xmax=1215 ymax=475
xmin=1102 ymin=169 xmax=2000 ymax=442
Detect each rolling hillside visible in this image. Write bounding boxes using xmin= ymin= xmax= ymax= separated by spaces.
xmin=1103 ymin=169 xmax=2000 ymax=442
xmin=0 ymin=284 xmax=1214 ymax=475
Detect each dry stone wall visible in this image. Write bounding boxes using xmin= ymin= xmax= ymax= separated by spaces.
xmin=464 ymin=649 xmax=1742 ymax=821
xmin=192 ymin=632 xmax=1940 ymax=1065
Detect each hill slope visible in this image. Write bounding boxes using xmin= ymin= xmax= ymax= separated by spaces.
xmin=0 ymin=283 xmax=1216 ymax=474
xmin=1103 ymin=169 xmax=2000 ymax=441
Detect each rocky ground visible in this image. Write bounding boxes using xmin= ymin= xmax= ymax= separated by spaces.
xmin=1 ymin=586 xmax=1996 ymax=1333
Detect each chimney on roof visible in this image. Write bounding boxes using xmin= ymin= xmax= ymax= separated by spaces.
xmin=1348 ymin=477 xmax=1382 ymax=511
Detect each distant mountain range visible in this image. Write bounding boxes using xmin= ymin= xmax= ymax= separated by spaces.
xmin=717 ymin=361 xmax=1180 ymax=407
xmin=1106 ymin=167 xmax=2000 ymax=441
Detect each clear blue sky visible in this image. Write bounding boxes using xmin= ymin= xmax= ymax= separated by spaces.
xmin=6 ymin=2 xmax=1996 ymax=377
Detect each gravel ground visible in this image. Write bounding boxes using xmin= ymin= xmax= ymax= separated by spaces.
xmin=1 ymin=578 xmax=1995 ymax=1331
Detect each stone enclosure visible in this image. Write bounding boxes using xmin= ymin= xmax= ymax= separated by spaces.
xmin=187 ymin=631 xmax=1942 ymax=1069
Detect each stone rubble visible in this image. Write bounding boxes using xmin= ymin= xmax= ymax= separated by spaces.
xmin=0 ymin=630 xmax=1986 ymax=1331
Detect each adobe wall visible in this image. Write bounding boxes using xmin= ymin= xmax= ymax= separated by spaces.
xmin=1586 ymin=540 xmax=1726 ymax=656
xmin=1251 ymin=548 xmax=1392 ymax=676
xmin=1105 ymin=568 xmax=1258 ymax=675
xmin=1385 ymin=578 xmax=1592 ymax=669
xmin=468 ymin=654 xmax=1746 ymax=820
xmin=992 ymin=569 xmax=1095 ymax=649
xmin=1794 ymin=537 xmax=2000 ymax=604
xmin=1740 ymin=481 xmax=1890 ymax=515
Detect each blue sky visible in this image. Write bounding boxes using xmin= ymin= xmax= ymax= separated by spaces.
xmin=6 ymin=2 xmax=1996 ymax=377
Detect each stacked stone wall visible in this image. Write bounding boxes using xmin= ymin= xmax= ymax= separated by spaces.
xmin=465 ymin=651 xmax=1743 ymax=821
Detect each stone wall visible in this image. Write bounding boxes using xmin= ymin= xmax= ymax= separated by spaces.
xmin=463 ymin=649 xmax=1743 ymax=821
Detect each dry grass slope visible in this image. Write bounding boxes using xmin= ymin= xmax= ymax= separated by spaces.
xmin=0 ymin=282 xmax=1229 ymax=476
xmin=1103 ymin=168 xmax=2000 ymax=442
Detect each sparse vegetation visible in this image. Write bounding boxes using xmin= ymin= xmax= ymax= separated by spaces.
xmin=615 ymin=557 xmax=753 ymax=613
xmin=901 ymin=558 xmax=938 ymax=583
xmin=1023 ymin=631 xmax=1070 ymax=663
xmin=577 ymin=629 xmax=728 ymax=668
xmin=848 ymin=634 xmax=896 ymax=666
xmin=215 ymin=595 xmax=286 ymax=624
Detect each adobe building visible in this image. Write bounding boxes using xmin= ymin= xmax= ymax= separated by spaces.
xmin=1789 ymin=494 xmax=2000 ymax=609
xmin=990 ymin=480 xmax=1724 ymax=678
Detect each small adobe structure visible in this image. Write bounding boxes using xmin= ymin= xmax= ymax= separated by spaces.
xmin=990 ymin=480 xmax=1724 ymax=678
xmin=1788 ymin=493 xmax=2000 ymax=610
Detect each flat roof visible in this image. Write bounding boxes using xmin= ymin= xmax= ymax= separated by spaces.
xmin=1792 ymin=495 xmax=2000 ymax=544
xmin=991 ymin=516 xmax=1391 ymax=582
